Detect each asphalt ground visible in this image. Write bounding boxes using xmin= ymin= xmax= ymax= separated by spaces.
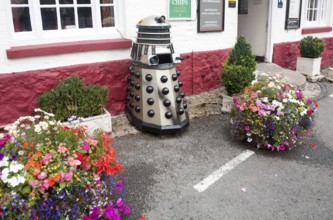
xmin=114 ymin=82 xmax=333 ymax=220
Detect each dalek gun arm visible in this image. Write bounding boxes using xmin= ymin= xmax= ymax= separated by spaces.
xmin=173 ymin=54 xmax=185 ymax=63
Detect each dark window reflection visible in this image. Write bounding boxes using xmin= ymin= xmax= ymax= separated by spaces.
xmin=12 ymin=7 xmax=32 ymax=32
xmin=77 ymin=0 xmax=91 ymax=4
xmin=60 ymin=7 xmax=75 ymax=29
xmin=100 ymin=0 xmax=113 ymax=4
xmin=40 ymin=0 xmax=56 ymax=5
xmin=78 ymin=7 xmax=92 ymax=28
xmin=41 ymin=8 xmax=58 ymax=30
xmin=11 ymin=0 xmax=28 ymax=4
xmin=59 ymin=0 xmax=74 ymax=4
xmin=101 ymin=6 xmax=115 ymax=27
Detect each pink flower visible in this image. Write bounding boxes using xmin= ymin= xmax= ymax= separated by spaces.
xmin=82 ymin=141 xmax=90 ymax=151
xmin=43 ymin=152 xmax=52 ymax=164
xmin=233 ymin=98 xmax=240 ymax=108
xmin=307 ymin=109 xmax=314 ymax=115
xmin=67 ymin=157 xmax=81 ymax=167
xmin=58 ymin=144 xmax=70 ymax=155
xmin=37 ymin=172 xmax=47 ymax=180
xmin=41 ymin=179 xmax=49 ymax=191
xmin=239 ymin=102 xmax=246 ymax=111
xmin=307 ymin=99 xmax=313 ymax=105
xmin=59 ymin=170 xmax=73 ymax=181
xmin=276 ymin=111 xmax=284 ymax=116
xmin=124 ymin=206 xmax=131 ymax=215
xmin=30 ymin=180 xmax=39 ymax=188
xmin=245 ymin=126 xmax=250 ymax=131
xmin=296 ymin=91 xmax=303 ymax=100
xmin=93 ymin=173 xmax=100 ymax=181
xmin=86 ymin=138 xmax=98 ymax=146
xmin=283 ymin=141 xmax=289 ymax=146
xmin=256 ymin=99 xmax=262 ymax=107
xmin=307 ymin=129 xmax=311 ymax=135
xmin=277 ymin=145 xmax=286 ymax=151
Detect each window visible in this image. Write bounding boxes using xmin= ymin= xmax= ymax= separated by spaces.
xmin=9 ymin=0 xmax=121 ymax=45
xmin=305 ymin=0 xmax=327 ymax=26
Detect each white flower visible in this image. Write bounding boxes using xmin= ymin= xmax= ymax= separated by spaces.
xmin=247 ymin=138 xmax=253 ymax=143
xmin=34 ymin=125 xmax=42 ymax=133
xmin=17 ymin=175 xmax=25 ymax=184
xmin=282 ymin=99 xmax=287 ymax=103
xmin=49 ymin=121 xmax=55 ymax=125
xmin=8 ymin=177 xmax=20 ymax=187
xmin=268 ymin=82 xmax=275 ymax=88
xmin=275 ymin=116 xmax=280 ymax=120
xmin=0 ymin=157 xmax=9 ymax=167
xmin=262 ymin=97 xmax=269 ymax=103
xmin=9 ymin=161 xmax=24 ymax=173
xmin=34 ymin=115 xmax=41 ymax=119
xmin=18 ymin=150 xmax=24 ymax=156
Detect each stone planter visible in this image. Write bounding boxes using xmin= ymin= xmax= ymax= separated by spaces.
xmin=296 ymin=57 xmax=322 ymax=77
xmin=63 ymin=108 xmax=112 ymax=134
xmin=327 ymin=68 xmax=333 ymax=82
xmin=221 ymin=94 xmax=234 ymax=113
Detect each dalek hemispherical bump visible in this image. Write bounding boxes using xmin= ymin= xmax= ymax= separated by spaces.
xmin=125 ymin=15 xmax=189 ymax=134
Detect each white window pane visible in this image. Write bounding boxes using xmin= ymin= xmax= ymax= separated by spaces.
xmin=78 ymin=7 xmax=92 ymax=28
xmin=101 ymin=6 xmax=115 ymax=27
xmin=12 ymin=7 xmax=32 ymax=32
xmin=41 ymin=8 xmax=58 ymax=30
xmin=60 ymin=7 xmax=75 ymax=29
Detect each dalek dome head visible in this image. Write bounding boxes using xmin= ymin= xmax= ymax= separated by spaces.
xmin=137 ymin=15 xmax=170 ymax=29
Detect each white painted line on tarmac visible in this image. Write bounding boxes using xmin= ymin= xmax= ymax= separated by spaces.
xmin=193 ymin=150 xmax=255 ymax=193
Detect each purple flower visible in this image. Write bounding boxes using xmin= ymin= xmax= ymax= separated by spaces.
xmin=11 ymin=155 xmax=17 ymax=161
xmin=0 ymin=134 xmax=10 ymax=147
xmin=0 ymin=153 xmax=4 ymax=161
xmin=116 ymin=198 xmax=124 ymax=209
xmin=276 ymin=111 xmax=284 ymax=116
xmin=83 ymin=142 xmax=90 ymax=151
xmin=256 ymin=99 xmax=262 ymax=107
xmin=123 ymin=206 xmax=131 ymax=215
xmin=115 ymin=179 xmax=124 ymax=192
xmin=103 ymin=207 xmax=115 ymax=219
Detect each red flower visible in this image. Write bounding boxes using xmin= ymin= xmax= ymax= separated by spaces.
xmin=76 ymin=152 xmax=91 ymax=170
xmin=102 ymin=133 xmax=113 ymax=147
xmin=94 ymin=148 xmax=123 ymax=175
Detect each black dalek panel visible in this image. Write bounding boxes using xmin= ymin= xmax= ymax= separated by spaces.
xmin=125 ymin=15 xmax=189 ymax=134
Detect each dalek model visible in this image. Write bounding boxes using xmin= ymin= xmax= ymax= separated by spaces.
xmin=125 ymin=15 xmax=189 ymax=134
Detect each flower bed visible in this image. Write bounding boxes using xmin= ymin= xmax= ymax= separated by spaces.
xmin=230 ymin=78 xmax=318 ymax=151
xmin=0 ymin=109 xmax=130 ymax=219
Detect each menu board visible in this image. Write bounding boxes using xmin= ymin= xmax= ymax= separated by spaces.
xmin=285 ymin=0 xmax=302 ymax=29
xmin=198 ymin=0 xmax=224 ymax=32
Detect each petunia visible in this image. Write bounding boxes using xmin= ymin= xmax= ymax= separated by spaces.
xmin=307 ymin=109 xmax=314 ymax=115
xmin=245 ymin=126 xmax=250 ymax=131
xmin=30 ymin=180 xmax=39 ymax=188
xmin=123 ymin=206 xmax=131 ymax=215
xmin=37 ymin=172 xmax=47 ymax=180
xmin=83 ymin=141 xmax=90 ymax=152
xmin=43 ymin=152 xmax=53 ymax=164
xmin=116 ymin=198 xmax=124 ymax=208
xmin=9 ymin=161 xmax=24 ymax=173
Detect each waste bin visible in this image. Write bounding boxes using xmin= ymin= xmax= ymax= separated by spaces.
xmin=125 ymin=15 xmax=189 ymax=134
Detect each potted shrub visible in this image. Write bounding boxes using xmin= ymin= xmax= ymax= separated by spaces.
xmin=220 ymin=36 xmax=256 ymax=112
xmin=0 ymin=109 xmax=130 ymax=219
xmin=37 ymin=75 xmax=112 ymax=134
xmin=230 ymin=77 xmax=318 ymax=151
xmin=296 ymin=36 xmax=325 ymax=77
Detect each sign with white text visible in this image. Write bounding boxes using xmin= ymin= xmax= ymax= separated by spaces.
xmin=198 ymin=0 xmax=224 ymax=32
xmin=169 ymin=0 xmax=192 ymax=20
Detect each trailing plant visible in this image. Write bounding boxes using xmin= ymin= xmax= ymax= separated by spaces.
xmin=37 ymin=76 xmax=108 ymax=122
xmin=299 ymin=36 xmax=325 ymax=58
xmin=230 ymin=77 xmax=318 ymax=151
xmin=221 ymin=36 xmax=256 ymax=96
xmin=0 ymin=109 xmax=130 ymax=219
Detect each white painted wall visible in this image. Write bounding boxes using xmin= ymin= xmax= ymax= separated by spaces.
xmin=238 ymin=0 xmax=333 ymax=62
xmin=0 ymin=0 xmax=238 ymax=74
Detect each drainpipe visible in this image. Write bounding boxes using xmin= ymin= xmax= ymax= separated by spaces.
xmin=265 ymin=0 xmax=274 ymax=63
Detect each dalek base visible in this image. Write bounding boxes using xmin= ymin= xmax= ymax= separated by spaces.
xmin=125 ymin=106 xmax=189 ymax=134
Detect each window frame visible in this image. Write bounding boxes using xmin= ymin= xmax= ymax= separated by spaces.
xmin=303 ymin=0 xmax=328 ymax=27
xmin=7 ymin=0 xmax=124 ymax=46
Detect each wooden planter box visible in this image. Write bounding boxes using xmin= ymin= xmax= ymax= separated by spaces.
xmin=63 ymin=108 xmax=112 ymax=134
xmin=296 ymin=57 xmax=321 ymax=77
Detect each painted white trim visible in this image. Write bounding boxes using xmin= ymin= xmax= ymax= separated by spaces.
xmin=265 ymin=0 xmax=273 ymax=63
xmin=193 ymin=150 xmax=255 ymax=193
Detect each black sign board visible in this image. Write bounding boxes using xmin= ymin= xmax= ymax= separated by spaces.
xmin=285 ymin=0 xmax=302 ymax=29
xmin=198 ymin=0 xmax=225 ymax=32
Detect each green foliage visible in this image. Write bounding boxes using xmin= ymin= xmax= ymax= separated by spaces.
xmin=226 ymin=36 xmax=256 ymax=72
xmin=221 ymin=65 xmax=255 ymax=96
xmin=221 ymin=36 xmax=256 ymax=96
xmin=299 ymin=36 xmax=325 ymax=58
xmin=37 ymin=75 xmax=108 ymax=121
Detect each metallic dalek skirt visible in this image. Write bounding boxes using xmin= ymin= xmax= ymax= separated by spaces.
xmin=125 ymin=16 xmax=189 ymax=134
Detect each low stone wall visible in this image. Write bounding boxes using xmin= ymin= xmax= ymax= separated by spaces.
xmin=272 ymin=37 xmax=333 ymax=70
xmin=0 ymin=49 xmax=230 ymax=126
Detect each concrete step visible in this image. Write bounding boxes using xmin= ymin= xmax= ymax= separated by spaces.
xmin=256 ymin=62 xmax=306 ymax=88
